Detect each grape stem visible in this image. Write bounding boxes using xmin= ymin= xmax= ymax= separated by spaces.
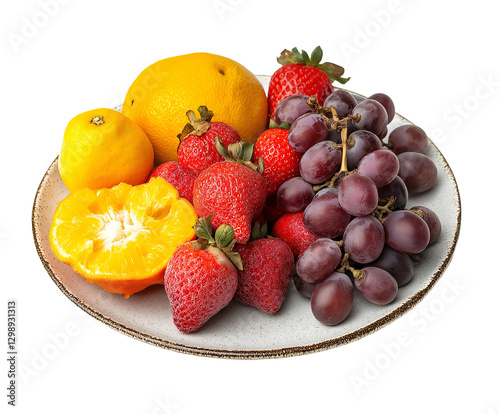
xmin=372 ymin=197 xmax=396 ymax=222
xmin=327 ymin=108 xmax=360 ymax=174
xmin=338 ymin=253 xmax=364 ymax=281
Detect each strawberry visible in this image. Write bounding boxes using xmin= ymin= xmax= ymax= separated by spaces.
xmin=234 ymin=238 xmax=294 ymax=314
xmin=164 ymin=217 xmax=242 ymax=333
xmin=252 ymin=128 xmax=302 ymax=196
xmin=148 ymin=161 xmax=197 ymax=204
xmin=268 ymin=46 xmax=349 ymax=120
xmin=272 ymin=212 xmax=319 ymax=259
xmin=262 ymin=193 xmax=285 ymax=229
xmin=193 ymin=158 xmax=266 ymax=244
xmin=177 ymin=106 xmax=241 ymax=175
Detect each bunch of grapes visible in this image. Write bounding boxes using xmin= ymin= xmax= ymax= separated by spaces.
xmin=274 ymin=91 xmax=442 ymax=326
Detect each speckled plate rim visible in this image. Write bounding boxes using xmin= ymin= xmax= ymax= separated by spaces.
xmin=32 ymin=87 xmax=461 ymax=360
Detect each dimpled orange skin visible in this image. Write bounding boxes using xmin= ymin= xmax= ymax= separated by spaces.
xmin=121 ymin=53 xmax=268 ymax=164
xmin=58 ymin=108 xmax=154 ymax=193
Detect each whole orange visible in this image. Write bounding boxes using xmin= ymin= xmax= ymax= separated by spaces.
xmin=58 ymin=108 xmax=154 ymax=192
xmin=122 ymin=53 xmax=268 ymax=164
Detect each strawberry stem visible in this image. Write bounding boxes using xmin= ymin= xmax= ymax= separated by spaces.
xmin=191 ymin=216 xmax=243 ymax=270
xmin=177 ymin=106 xmax=214 ymax=141
xmin=277 ymin=46 xmax=350 ymax=84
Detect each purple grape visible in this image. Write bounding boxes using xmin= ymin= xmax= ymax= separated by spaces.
xmin=311 ymin=272 xmax=353 ymax=325
xmin=346 ymin=130 xmax=383 ymax=170
xmin=378 ymin=126 xmax=388 ymax=140
xmin=377 ymin=175 xmax=408 ymax=210
xmin=288 ymin=113 xmax=329 ymax=153
xmin=338 ymin=173 xmax=379 ymax=216
xmin=358 ymin=149 xmax=400 ymax=188
xmin=343 ymin=216 xmax=385 ymax=263
xmin=275 ymin=94 xmax=315 ymax=126
xmin=293 ymin=272 xmax=316 ymax=299
xmin=410 ymin=205 xmax=442 ymax=244
xmin=388 ymin=124 xmax=428 ymax=155
xmin=368 ymin=93 xmax=395 ymax=123
xmin=369 ymin=245 xmax=414 ymax=287
xmin=355 ymin=267 xmax=398 ymax=305
xmin=299 ymin=141 xmax=342 ymax=184
xmin=296 ymin=238 xmax=342 ymax=284
xmin=383 ymin=210 xmax=430 ymax=253
xmin=352 ymin=99 xmax=388 ymax=136
xmin=303 ymin=191 xmax=351 ymax=238
xmin=324 ymin=90 xmax=357 ymax=118
xmin=276 ymin=177 xmax=315 ymax=213
xmin=313 ymin=186 xmax=339 ymax=199
xmin=398 ymin=152 xmax=437 ymax=193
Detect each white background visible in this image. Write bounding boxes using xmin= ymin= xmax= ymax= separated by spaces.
xmin=2 ymin=0 xmax=499 ymax=413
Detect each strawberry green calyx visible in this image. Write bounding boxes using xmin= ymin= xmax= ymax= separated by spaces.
xmin=251 ymin=221 xmax=268 ymax=241
xmin=177 ymin=106 xmax=215 ymax=141
xmin=215 ymin=137 xmax=265 ymax=174
xmin=191 ymin=216 xmax=243 ymax=270
xmin=268 ymin=119 xmax=291 ymax=130
xmin=277 ymin=46 xmax=350 ymax=84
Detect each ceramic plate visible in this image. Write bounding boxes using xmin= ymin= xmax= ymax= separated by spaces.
xmin=32 ymin=76 xmax=461 ymax=359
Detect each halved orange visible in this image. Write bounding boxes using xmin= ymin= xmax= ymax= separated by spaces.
xmin=49 ymin=177 xmax=197 ymax=297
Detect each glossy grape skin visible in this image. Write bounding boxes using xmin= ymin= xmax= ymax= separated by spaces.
xmin=378 ymin=126 xmax=388 ymax=140
xmin=324 ymin=90 xmax=357 ymax=118
xmin=293 ymin=272 xmax=316 ymax=299
xmin=299 ymin=141 xmax=342 ymax=184
xmin=358 ymin=149 xmax=400 ymax=188
xmin=313 ymin=186 xmax=339 ymax=199
xmin=352 ymin=99 xmax=388 ymax=136
xmin=369 ymin=245 xmax=414 ymax=287
xmin=311 ymin=272 xmax=353 ymax=325
xmin=368 ymin=93 xmax=396 ymax=123
xmin=388 ymin=124 xmax=428 ymax=155
xmin=383 ymin=210 xmax=430 ymax=253
xmin=303 ymin=191 xmax=351 ymax=238
xmin=288 ymin=113 xmax=329 ymax=153
xmin=276 ymin=177 xmax=315 ymax=213
xmin=355 ymin=267 xmax=398 ymax=305
xmin=338 ymin=173 xmax=379 ymax=216
xmin=410 ymin=205 xmax=442 ymax=244
xmin=377 ymin=175 xmax=408 ymax=210
xmin=296 ymin=238 xmax=342 ymax=284
xmin=343 ymin=216 xmax=385 ymax=263
xmin=346 ymin=130 xmax=383 ymax=170
xmin=398 ymin=152 xmax=437 ymax=193
xmin=275 ymin=94 xmax=315 ymax=126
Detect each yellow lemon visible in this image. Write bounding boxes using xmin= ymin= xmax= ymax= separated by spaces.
xmin=58 ymin=108 xmax=154 ymax=192
xmin=122 ymin=52 xmax=268 ymax=164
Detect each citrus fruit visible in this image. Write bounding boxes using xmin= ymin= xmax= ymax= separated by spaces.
xmin=49 ymin=177 xmax=197 ymax=298
xmin=122 ymin=52 xmax=268 ymax=164
xmin=58 ymin=108 xmax=154 ymax=193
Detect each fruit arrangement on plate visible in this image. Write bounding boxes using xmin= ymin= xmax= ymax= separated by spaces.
xmin=47 ymin=46 xmax=442 ymax=334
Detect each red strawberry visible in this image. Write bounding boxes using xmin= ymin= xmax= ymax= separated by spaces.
xmin=148 ymin=161 xmax=197 ymax=204
xmin=252 ymin=128 xmax=302 ymax=196
xmin=268 ymin=46 xmax=349 ymax=120
xmin=164 ymin=217 xmax=241 ymax=333
xmin=177 ymin=106 xmax=241 ymax=175
xmin=262 ymin=193 xmax=285 ymax=229
xmin=272 ymin=212 xmax=319 ymax=259
xmin=193 ymin=161 xmax=266 ymax=244
xmin=234 ymin=238 xmax=294 ymax=314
